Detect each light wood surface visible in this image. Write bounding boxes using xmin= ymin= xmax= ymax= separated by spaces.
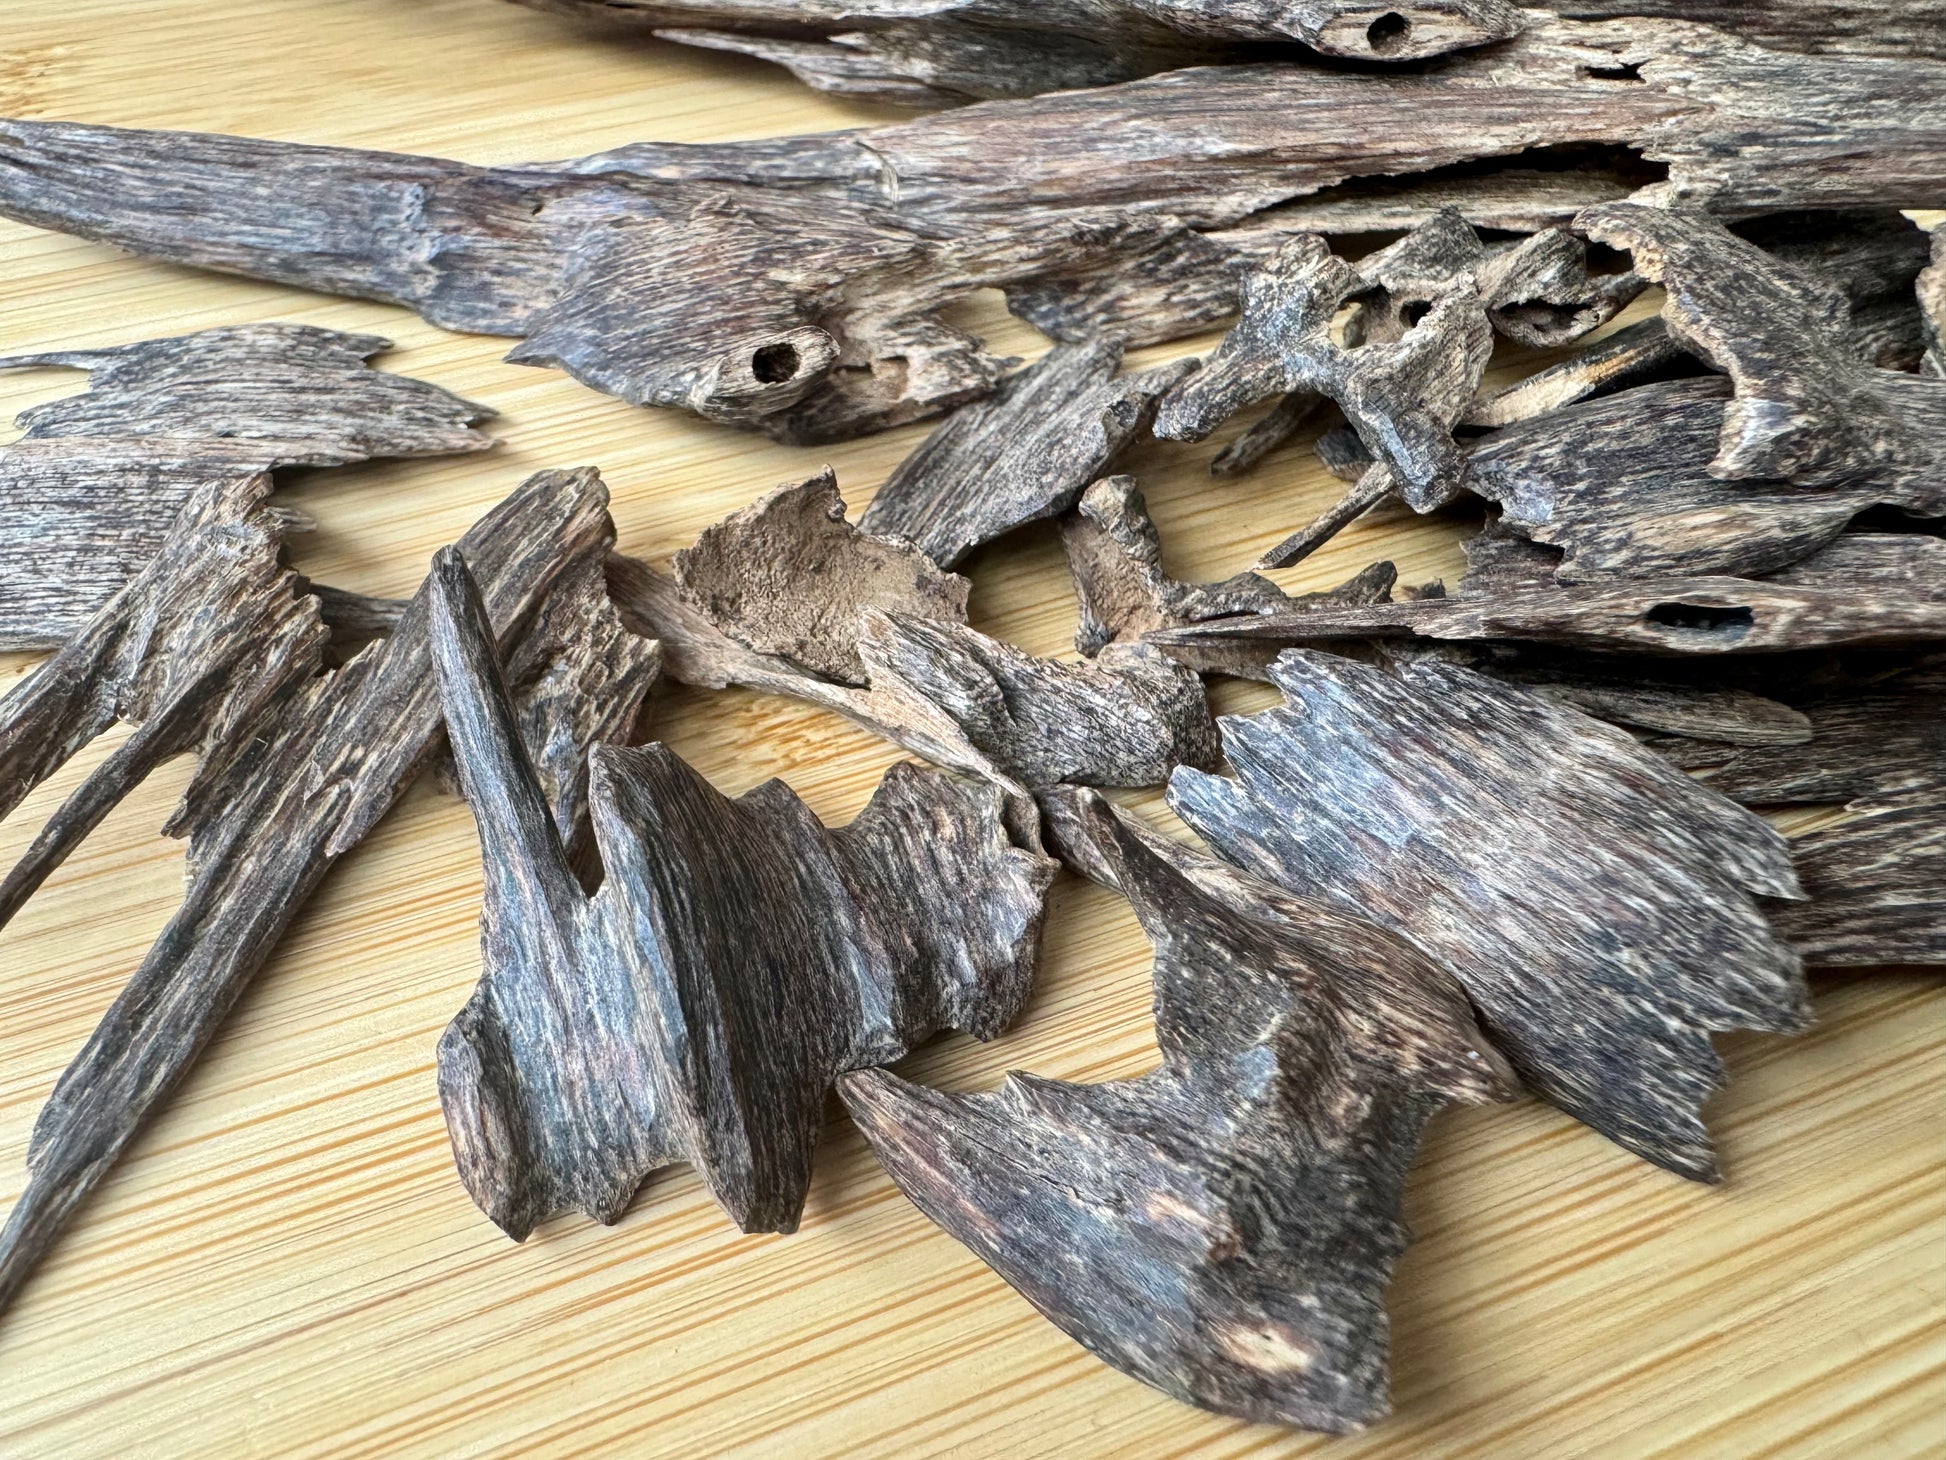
xmin=0 ymin=4 xmax=1941 ymax=1456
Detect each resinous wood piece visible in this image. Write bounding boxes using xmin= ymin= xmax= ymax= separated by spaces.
xmin=4 ymin=22 xmax=1941 ymax=435
xmin=514 ymin=0 xmax=1530 ymax=103
xmin=0 ymin=474 xmax=326 ymax=934
xmin=0 ymin=468 xmax=656 ymax=1320
xmin=1577 ymin=204 xmax=1946 ymax=502
xmin=429 ymin=550 xmax=1054 ymax=1238
xmin=1166 ymin=650 xmax=1808 ymax=1180
xmin=1151 ymin=536 xmax=1946 ymax=657
xmin=842 ymin=790 xmax=1516 ymax=1432
xmin=0 ymin=324 xmax=495 ymax=648
xmin=1772 ymin=779 xmax=1946 ymax=968
xmin=859 ymin=340 xmax=1193 ymax=568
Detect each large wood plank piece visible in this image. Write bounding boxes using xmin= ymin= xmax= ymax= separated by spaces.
xmin=0 ymin=3 xmax=1939 ymax=1456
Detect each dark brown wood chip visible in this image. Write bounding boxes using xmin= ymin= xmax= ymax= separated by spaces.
xmin=0 ymin=323 xmax=495 ymax=648
xmin=842 ymin=789 xmax=1516 ymax=1432
xmin=1166 ymin=650 xmax=1808 ymax=1179
xmin=430 ymin=549 xmax=1053 ymax=1237
xmin=1771 ymin=779 xmax=1946 ymax=968
xmin=0 ymin=467 xmax=655 ymax=1319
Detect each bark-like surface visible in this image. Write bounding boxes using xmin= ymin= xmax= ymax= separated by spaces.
xmin=1152 ymin=536 xmax=1946 ymax=657
xmin=1463 ymin=318 xmax=1688 ymax=429
xmin=1578 ymin=205 xmax=1946 ymax=503
xmin=515 ymin=0 xmax=1532 ymax=103
xmin=1060 ymin=475 xmax=1396 ymax=658
xmin=860 ymin=341 xmax=1192 ymax=568
xmin=0 ymin=475 xmax=326 ymax=932
xmin=1166 ymin=651 xmax=1807 ymax=1180
xmin=1772 ymin=779 xmax=1946 ymax=968
xmin=672 ymin=468 xmax=969 ymax=682
xmin=431 ymin=550 xmax=1053 ymax=1237
xmin=5 ymin=22 xmax=1940 ymax=433
xmin=1538 ymin=1 xmax=1946 ymax=61
xmin=1921 ymin=224 xmax=1945 ymax=378
xmin=0 ymin=324 xmax=495 ymax=648
xmin=1652 ymin=655 xmax=1945 ymax=805
xmin=844 ymin=789 xmax=1516 ymax=1431
xmin=0 ymin=468 xmax=657 ymax=1319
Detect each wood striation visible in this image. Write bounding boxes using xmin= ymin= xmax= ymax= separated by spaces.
xmin=0 ymin=323 xmax=495 ymax=647
xmin=1772 ymin=779 xmax=1946 ymax=969
xmin=1166 ymin=650 xmax=1808 ymax=1180
xmin=429 ymin=550 xmax=1054 ymax=1237
xmin=843 ymin=789 xmax=1516 ymax=1432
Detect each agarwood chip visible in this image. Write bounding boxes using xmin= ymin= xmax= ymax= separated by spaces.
xmin=0 ymin=468 xmax=658 ymax=1318
xmin=673 ymin=467 xmax=969 ymax=683
xmin=430 ymin=550 xmax=1052 ymax=1237
xmin=1534 ymin=0 xmax=1944 ymax=60
xmin=1577 ymin=203 xmax=1946 ymax=501
xmin=1921 ymin=224 xmax=1945 ymax=378
xmin=859 ymin=340 xmax=1193 ymax=568
xmin=1771 ymin=779 xmax=1946 ymax=969
xmin=1166 ymin=650 xmax=1807 ymax=1179
xmin=1151 ymin=536 xmax=1946 ymax=656
xmin=843 ymin=789 xmax=1515 ymax=1432
xmin=0 ymin=323 xmax=494 ymax=648
xmin=1463 ymin=317 xmax=1687 ymax=428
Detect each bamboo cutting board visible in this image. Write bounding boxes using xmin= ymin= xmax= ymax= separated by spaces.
xmin=0 ymin=4 xmax=1941 ymax=1456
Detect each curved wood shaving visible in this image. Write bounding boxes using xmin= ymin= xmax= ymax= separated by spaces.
xmin=1166 ymin=650 xmax=1807 ymax=1180
xmin=0 ymin=468 xmax=658 ymax=1317
xmin=842 ymin=789 xmax=1515 ymax=1432
xmin=430 ymin=550 xmax=1053 ymax=1237
xmin=0 ymin=323 xmax=494 ymax=648
xmin=860 ymin=341 xmax=1193 ymax=568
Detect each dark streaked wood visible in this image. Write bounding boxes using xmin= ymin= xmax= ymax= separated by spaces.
xmin=1772 ymin=779 xmax=1946 ymax=968
xmin=429 ymin=549 xmax=1054 ymax=1237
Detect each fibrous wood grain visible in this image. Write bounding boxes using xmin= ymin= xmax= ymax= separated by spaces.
xmin=5 ymin=22 xmax=1941 ymax=434
xmin=1538 ymin=1 xmax=1946 ymax=61
xmin=0 ymin=474 xmax=325 ymax=933
xmin=1921 ymin=223 xmax=1945 ymax=377
xmin=1152 ymin=536 xmax=1946 ymax=657
xmin=0 ymin=324 xmax=495 ymax=648
xmin=859 ymin=341 xmax=1192 ymax=568
xmin=843 ymin=789 xmax=1516 ymax=1431
xmin=430 ymin=549 xmax=1053 ymax=1237
xmin=1166 ymin=650 xmax=1807 ymax=1180
xmin=0 ymin=467 xmax=657 ymax=1318
xmin=1771 ymin=779 xmax=1946 ymax=968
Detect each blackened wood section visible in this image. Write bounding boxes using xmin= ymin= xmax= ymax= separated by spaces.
xmin=1739 ymin=209 xmax=1934 ymax=372
xmin=6 ymin=23 xmax=1942 ymax=432
xmin=860 ymin=341 xmax=1192 ymax=568
xmin=0 ymin=468 xmax=644 ymax=1319
xmin=430 ymin=550 xmax=1053 ymax=1237
xmin=308 ymin=584 xmax=411 ymax=661
xmin=0 ymin=475 xmax=326 ymax=932
xmin=673 ymin=468 xmax=969 ymax=683
xmin=843 ymin=790 xmax=1516 ymax=1431
xmin=1463 ymin=318 xmax=1687 ymax=428
xmin=1167 ymin=650 xmax=1807 ymax=1179
xmin=1464 ymin=378 xmax=1883 ymax=582
xmin=1152 ymin=537 xmax=1946 ymax=656
xmin=1578 ymin=205 xmax=1946 ymax=504
xmin=0 ymin=324 xmax=495 ymax=648
xmin=1772 ymin=780 xmax=1946 ymax=968
xmin=1061 ymin=475 xmax=1395 ymax=657
xmin=516 ymin=0 xmax=1529 ymax=103
xmin=1652 ymin=657 xmax=1945 ymax=805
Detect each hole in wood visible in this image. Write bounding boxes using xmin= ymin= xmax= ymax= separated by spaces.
xmin=752 ymin=342 xmax=801 ymax=383
xmin=1366 ymin=12 xmax=1411 ymax=53
xmin=1584 ymin=61 xmax=1645 ymax=83
xmin=1644 ymin=601 xmax=1755 ymax=636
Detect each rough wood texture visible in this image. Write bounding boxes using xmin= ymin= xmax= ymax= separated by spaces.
xmin=1772 ymin=779 xmax=1946 ymax=969
xmin=1154 ymin=535 xmax=1946 ymax=657
xmin=672 ymin=468 xmax=969 ymax=683
xmin=0 ymin=323 xmax=494 ymax=648
xmin=431 ymin=548 xmax=1052 ymax=1237
xmin=1539 ymin=0 xmax=1946 ymax=61
xmin=0 ymin=467 xmax=655 ymax=1318
xmin=513 ymin=0 xmax=1532 ymax=103
xmin=1578 ymin=204 xmax=1946 ymax=503
xmin=844 ymin=789 xmax=1516 ymax=1431
xmin=1167 ymin=650 xmax=1808 ymax=1180
xmin=0 ymin=475 xmax=325 ymax=933
xmin=859 ymin=341 xmax=1192 ymax=567
xmin=4 ymin=21 xmax=1943 ymax=437
xmin=1922 ymin=223 xmax=1946 ymax=376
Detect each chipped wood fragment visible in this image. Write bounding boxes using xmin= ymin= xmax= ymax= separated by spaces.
xmin=1771 ymin=779 xmax=1946 ymax=968
xmin=0 ymin=468 xmax=656 ymax=1318
xmin=1166 ymin=650 xmax=1808 ymax=1179
xmin=430 ymin=550 xmax=1053 ymax=1237
xmin=844 ymin=789 xmax=1515 ymax=1431
xmin=0 ymin=324 xmax=494 ymax=647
